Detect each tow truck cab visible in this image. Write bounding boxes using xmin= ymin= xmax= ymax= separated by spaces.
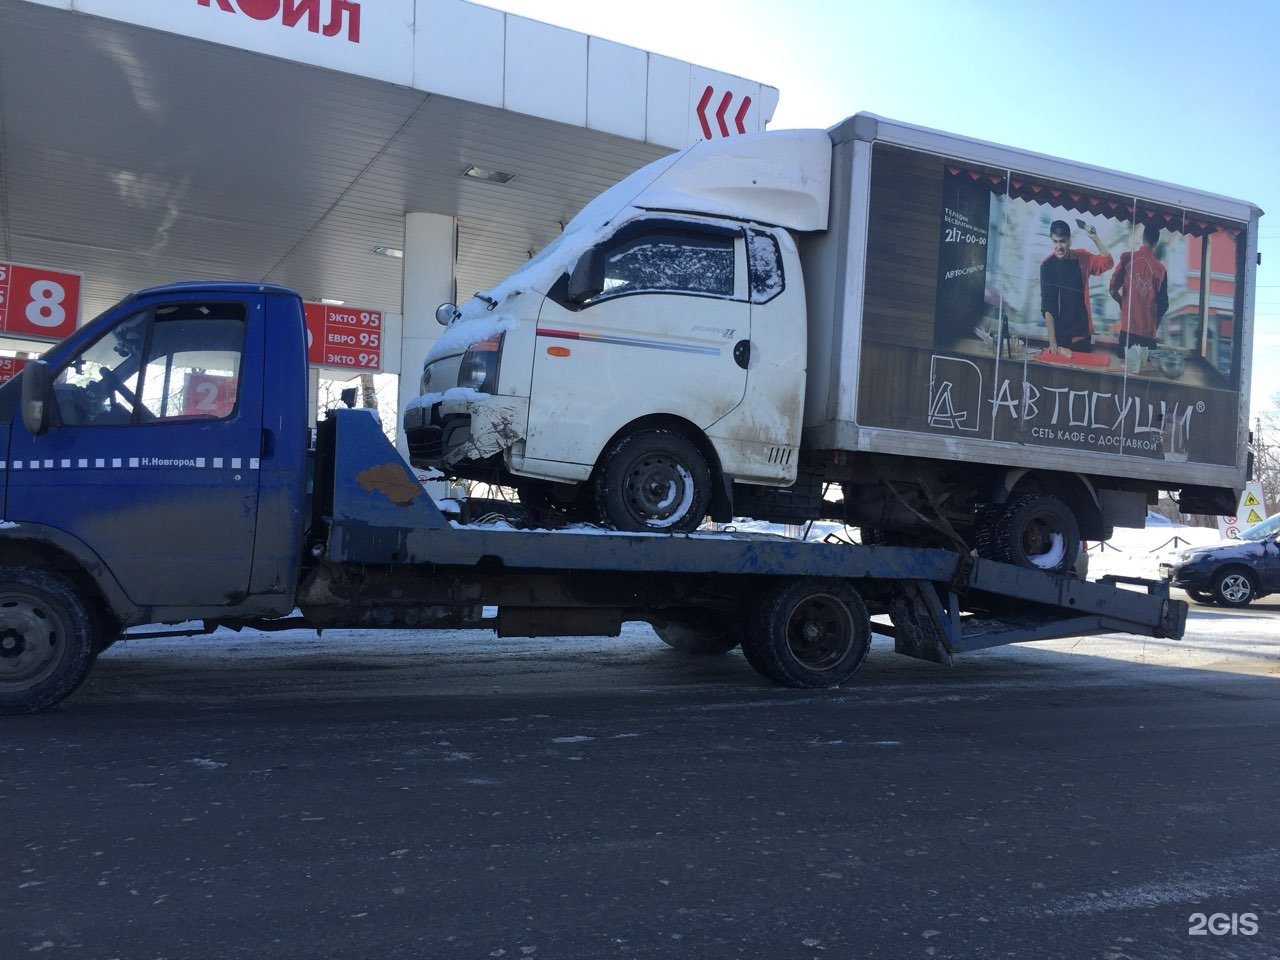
xmin=0 ymin=283 xmax=311 ymax=630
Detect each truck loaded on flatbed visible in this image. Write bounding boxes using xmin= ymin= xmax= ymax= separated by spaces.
xmin=406 ymin=114 xmax=1262 ymax=579
xmin=1 ymin=283 xmax=1186 ymax=714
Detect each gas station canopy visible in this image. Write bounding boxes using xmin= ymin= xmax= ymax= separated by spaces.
xmin=0 ymin=0 xmax=778 ymax=328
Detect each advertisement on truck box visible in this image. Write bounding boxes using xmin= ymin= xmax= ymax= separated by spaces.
xmin=859 ymin=144 xmax=1248 ymax=469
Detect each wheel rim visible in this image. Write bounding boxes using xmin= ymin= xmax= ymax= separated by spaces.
xmin=622 ymin=455 xmax=695 ymax=528
xmin=1220 ymin=574 xmax=1252 ymax=604
xmin=1020 ymin=517 xmax=1067 ymax=569
xmin=784 ymin=594 xmax=853 ymax=672
xmin=0 ymin=591 xmax=68 ymax=689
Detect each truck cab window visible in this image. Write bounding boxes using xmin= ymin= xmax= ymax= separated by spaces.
xmin=53 ymin=302 xmax=246 ymax=426
xmin=595 ymin=227 xmax=735 ymax=300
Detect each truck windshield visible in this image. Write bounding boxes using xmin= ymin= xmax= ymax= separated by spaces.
xmin=475 ymin=147 xmax=688 ymax=307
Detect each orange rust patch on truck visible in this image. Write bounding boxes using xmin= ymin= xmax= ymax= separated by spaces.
xmin=355 ymin=463 xmax=422 ymax=506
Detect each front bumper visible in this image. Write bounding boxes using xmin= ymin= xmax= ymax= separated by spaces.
xmin=1158 ymin=559 xmax=1213 ymax=591
xmin=403 ymin=395 xmax=529 ymax=472
xmin=404 ymin=404 xmax=445 ymax=466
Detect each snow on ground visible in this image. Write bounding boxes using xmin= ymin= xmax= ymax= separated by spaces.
xmin=715 ymin=515 xmax=1225 ymax=583
xmin=1084 ymin=523 xmax=1222 ymax=581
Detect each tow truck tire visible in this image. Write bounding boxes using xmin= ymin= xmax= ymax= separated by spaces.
xmin=1211 ymin=567 xmax=1256 ymax=608
xmin=595 ymin=429 xmax=711 ymax=533
xmin=652 ymin=615 xmax=741 ymax=655
xmin=976 ymin=493 xmax=1080 ymax=575
xmin=0 ymin=567 xmax=98 ymax=715
xmin=741 ymin=579 xmax=871 ymax=688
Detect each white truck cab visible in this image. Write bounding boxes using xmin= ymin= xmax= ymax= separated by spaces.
xmin=405 ymin=131 xmax=831 ymax=531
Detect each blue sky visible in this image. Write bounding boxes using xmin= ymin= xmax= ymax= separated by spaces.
xmin=483 ymin=0 xmax=1279 ymax=417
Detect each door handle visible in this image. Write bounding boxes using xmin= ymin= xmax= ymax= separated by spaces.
xmin=733 ymin=340 xmax=751 ymax=370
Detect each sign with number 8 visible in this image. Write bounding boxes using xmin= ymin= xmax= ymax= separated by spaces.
xmin=0 ymin=262 xmax=82 ymax=341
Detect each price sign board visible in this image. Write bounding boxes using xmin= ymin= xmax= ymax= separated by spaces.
xmin=304 ymin=303 xmax=382 ymax=371
xmin=183 ymin=372 xmax=238 ymax=419
xmin=0 ymin=262 xmax=82 ymax=342
xmin=0 ymin=355 xmax=30 ymax=385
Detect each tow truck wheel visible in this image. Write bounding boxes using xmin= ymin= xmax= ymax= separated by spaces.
xmin=741 ymin=579 xmax=871 ymax=688
xmin=595 ymin=429 xmax=711 ymax=533
xmin=976 ymin=493 xmax=1080 ymax=575
xmin=652 ymin=614 xmax=741 ymax=655
xmin=0 ymin=567 xmax=98 ymax=715
xmin=1211 ymin=567 xmax=1256 ymax=608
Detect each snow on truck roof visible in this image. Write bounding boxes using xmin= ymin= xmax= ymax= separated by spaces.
xmin=627 ymin=128 xmax=832 ymax=233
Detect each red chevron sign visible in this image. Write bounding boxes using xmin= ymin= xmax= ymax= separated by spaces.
xmin=696 ymin=85 xmax=752 ymax=139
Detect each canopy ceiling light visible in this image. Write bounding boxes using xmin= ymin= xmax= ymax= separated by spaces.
xmin=462 ymin=165 xmax=516 ymax=184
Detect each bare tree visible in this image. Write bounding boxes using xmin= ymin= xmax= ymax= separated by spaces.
xmin=359 ymin=373 xmax=378 ymax=410
xmin=1253 ymin=391 xmax=1280 ymax=512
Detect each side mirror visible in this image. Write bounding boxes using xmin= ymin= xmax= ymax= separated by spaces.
xmin=435 ymin=303 xmax=459 ymax=326
xmin=567 ymin=249 xmax=605 ymax=304
xmin=20 ymin=360 xmax=51 ymax=436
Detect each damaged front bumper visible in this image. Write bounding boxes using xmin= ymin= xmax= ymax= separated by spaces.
xmin=403 ymin=394 xmax=529 ymax=472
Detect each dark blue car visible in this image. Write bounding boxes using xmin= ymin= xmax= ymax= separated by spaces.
xmin=1160 ymin=513 xmax=1280 ymax=607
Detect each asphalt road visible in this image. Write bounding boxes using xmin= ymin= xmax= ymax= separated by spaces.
xmin=4 ymin=598 xmax=1279 ymax=960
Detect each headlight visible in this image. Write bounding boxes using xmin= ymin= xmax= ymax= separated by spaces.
xmin=420 ymin=364 xmax=433 ymax=393
xmin=459 ymin=335 xmax=503 ymax=394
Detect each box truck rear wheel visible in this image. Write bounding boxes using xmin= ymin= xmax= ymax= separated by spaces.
xmin=741 ymin=579 xmax=870 ymax=688
xmin=595 ymin=429 xmax=711 ymax=533
xmin=0 ymin=567 xmax=98 ymax=715
xmin=976 ymin=493 xmax=1080 ymax=575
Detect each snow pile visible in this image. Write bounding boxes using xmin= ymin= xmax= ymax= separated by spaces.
xmin=403 ymin=385 xmax=487 ymax=413
xmin=423 ymin=312 xmax=521 ymax=363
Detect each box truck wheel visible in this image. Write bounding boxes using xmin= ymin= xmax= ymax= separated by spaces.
xmin=595 ymin=429 xmax=711 ymax=533
xmin=651 ymin=613 xmax=741 ymax=655
xmin=976 ymin=493 xmax=1080 ymax=575
xmin=0 ymin=567 xmax=99 ymax=715
xmin=741 ymin=579 xmax=870 ymax=688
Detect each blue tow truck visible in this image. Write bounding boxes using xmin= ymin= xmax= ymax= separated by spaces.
xmin=0 ymin=283 xmax=1185 ymax=714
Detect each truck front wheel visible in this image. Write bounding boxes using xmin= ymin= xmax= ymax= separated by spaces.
xmin=0 ymin=567 xmax=98 ymax=715
xmin=595 ymin=430 xmax=711 ymax=533
xmin=976 ymin=493 xmax=1081 ymax=575
xmin=741 ymin=579 xmax=871 ymax=688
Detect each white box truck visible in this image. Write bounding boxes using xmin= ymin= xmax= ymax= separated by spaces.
xmin=404 ymin=114 xmax=1261 ymax=574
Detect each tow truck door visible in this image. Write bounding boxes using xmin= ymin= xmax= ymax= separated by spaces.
xmin=4 ymin=292 xmax=266 ymax=607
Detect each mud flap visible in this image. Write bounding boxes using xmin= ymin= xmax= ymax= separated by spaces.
xmin=888 ymin=580 xmax=957 ymax=666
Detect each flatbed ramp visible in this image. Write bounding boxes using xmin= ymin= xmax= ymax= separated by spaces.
xmin=302 ymin=411 xmax=1186 ymax=688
